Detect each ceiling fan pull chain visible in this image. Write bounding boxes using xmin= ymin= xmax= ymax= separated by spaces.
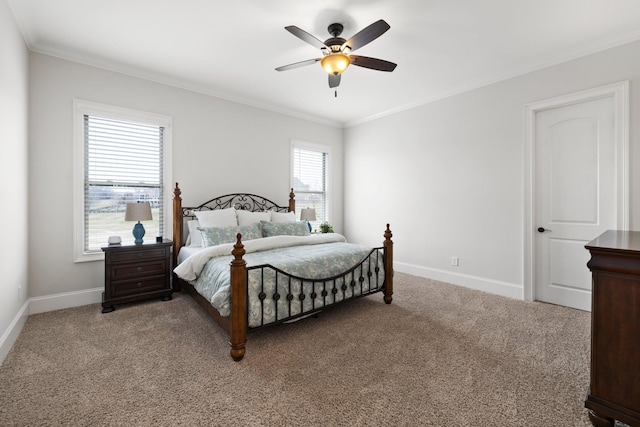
xmin=335 ymin=90 xmax=338 ymax=98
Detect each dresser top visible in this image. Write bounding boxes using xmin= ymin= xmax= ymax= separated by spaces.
xmin=586 ymin=230 xmax=640 ymax=252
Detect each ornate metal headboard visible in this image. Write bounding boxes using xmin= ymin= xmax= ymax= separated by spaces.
xmin=182 ymin=192 xmax=292 ymax=218
xmin=172 ymin=183 xmax=295 ymax=268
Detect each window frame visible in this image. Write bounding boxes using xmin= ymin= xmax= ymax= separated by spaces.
xmin=290 ymin=139 xmax=332 ymax=229
xmin=73 ymin=100 xmax=172 ymax=262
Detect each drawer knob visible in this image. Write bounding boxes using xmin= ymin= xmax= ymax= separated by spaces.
xmin=137 ymin=282 xmax=142 ymax=288
xmin=138 ymin=253 xmax=143 ymax=257
xmin=137 ymin=267 xmax=143 ymax=272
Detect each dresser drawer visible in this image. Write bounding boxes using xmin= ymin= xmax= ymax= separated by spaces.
xmin=110 ymin=259 xmax=168 ymax=281
xmin=110 ymin=276 xmax=168 ymax=298
xmin=110 ymin=247 xmax=168 ymax=263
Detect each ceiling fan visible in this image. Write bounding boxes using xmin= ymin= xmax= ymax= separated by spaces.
xmin=275 ymin=19 xmax=397 ymax=90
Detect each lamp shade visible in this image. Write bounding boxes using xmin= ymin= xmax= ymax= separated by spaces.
xmin=300 ymin=208 xmax=317 ymax=222
xmin=125 ymin=202 xmax=153 ymax=222
xmin=321 ymin=53 xmax=350 ymax=75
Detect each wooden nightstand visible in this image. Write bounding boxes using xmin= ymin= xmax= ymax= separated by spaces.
xmin=101 ymin=239 xmax=173 ymax=313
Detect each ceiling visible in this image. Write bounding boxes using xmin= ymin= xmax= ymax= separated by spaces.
xmin=7 ymin=0 xmax=640 ymax=127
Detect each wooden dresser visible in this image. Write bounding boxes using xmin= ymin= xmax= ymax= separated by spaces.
xmin=101 ymin=240 xmax=173 ymax=313
xmin=585 ymin=230 xmax=640 ymax=427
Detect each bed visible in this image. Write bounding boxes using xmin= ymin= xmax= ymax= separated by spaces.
xmin=171 ymin=183 xmax=394 ymax=361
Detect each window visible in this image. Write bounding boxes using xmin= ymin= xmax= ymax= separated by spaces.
xmin=291 ymin=140 xmax=331 ymax=231
xmin=74 ymin=100 xmax=172 ymax=262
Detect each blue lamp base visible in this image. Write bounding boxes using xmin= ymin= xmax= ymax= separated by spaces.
xmin=132 ymin=222 xmax=146 ymax=244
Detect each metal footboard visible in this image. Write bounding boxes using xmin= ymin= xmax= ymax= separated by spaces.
xmin=246 ymin=247 xmax=387 ymax=329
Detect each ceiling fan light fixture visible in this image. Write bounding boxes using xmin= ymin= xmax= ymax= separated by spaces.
xmin=321 ymin=53 xmax=350 ymax=75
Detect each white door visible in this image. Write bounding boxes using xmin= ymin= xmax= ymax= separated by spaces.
xmin=533 ymin=95 xmax=618 ymax=311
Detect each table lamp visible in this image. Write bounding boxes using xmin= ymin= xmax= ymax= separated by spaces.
xmin=125 ymin=202 xmax=153 ymax=244
xmin=300 ymin=208 xmax=316 ymax=232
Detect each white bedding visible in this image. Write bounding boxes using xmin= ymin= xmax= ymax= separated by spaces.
xmin=177 ymin=245 xmax=202 ymax=265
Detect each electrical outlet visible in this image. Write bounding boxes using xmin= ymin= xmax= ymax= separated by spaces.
xmin=451 ymin=256 xmax=459 ymax=266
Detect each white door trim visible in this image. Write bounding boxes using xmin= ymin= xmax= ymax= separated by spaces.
xmin=523 ymin=81 xmax=629 ymax=302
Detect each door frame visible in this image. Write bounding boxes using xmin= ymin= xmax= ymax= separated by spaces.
xmin=523 ymin=81 xmax=629 ymax=303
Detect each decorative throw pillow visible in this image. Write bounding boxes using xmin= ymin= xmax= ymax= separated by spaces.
xmin=260 ymin=220 xmax=310 ymax=237
xmin=194 ymin=208 xmax=238 ymax=228
xmin=236 ymin=210 xmax=271 ymax=226
xmin=270 ymin=211 xmax=296 ymax=223
xmin=198 ymin=223 xmax=262 ymax=247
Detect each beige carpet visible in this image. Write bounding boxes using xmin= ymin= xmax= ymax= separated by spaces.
xmin=0 ymin=273 xmax=592 ymax=426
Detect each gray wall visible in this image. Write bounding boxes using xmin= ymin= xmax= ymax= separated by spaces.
xmin=27 ymin=53 xmax=344 ymax=300
xmin=0 ymin=0 xmax=29 ymax=360
xmin=344 ymin=39 xmax=640 ymax=298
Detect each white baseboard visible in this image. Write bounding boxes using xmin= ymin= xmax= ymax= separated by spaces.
xmin=29 ymin=287 xmax=103 ymax=315
xmin=395 ymin=261 xmax=524 ymax=300
xmin=0 ymin=287 xmax=104 ymax=365
xmin=0 ymin=300 xmax=29 ymax=366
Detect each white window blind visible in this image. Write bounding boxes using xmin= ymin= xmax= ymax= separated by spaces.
xmin=84 ymin=115 xmax=164 ymax=252
xmin=292 ymin=143 xmax=330 ymax=230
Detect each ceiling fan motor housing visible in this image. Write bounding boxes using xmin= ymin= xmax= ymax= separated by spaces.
xmin=324 ymin=38 xmax=346 ymax=52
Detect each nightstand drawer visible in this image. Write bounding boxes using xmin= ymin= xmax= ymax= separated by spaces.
xmin=110 ymin=260 xmax=168 ymax=281
xmin=111 ymin=276 xmax=167 ymax=297
xmin=110 ymin=247 xmax=168 ymax=263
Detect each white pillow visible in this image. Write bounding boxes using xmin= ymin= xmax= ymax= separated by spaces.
xmin=187 ymin=220 xmax=203 ymax=247
xmin=236 ymin=210 xmax=271 ymax=226
xmin=270 ymin=211 xmax=296 ymax=223
xmin=194 ymin=208 xmax=238 ymax=228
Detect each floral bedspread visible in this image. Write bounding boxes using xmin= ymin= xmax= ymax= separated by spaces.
xmin=174 ymin=234 xmax=385 ymax=327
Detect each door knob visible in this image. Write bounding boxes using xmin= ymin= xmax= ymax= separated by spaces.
xmin=537 ymin=227 xmax=551 ymax=233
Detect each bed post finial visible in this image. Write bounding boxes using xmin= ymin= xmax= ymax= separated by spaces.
xmin=229 ymin=233 xmax=247 ymax=361
xmin=173 ymin=182 xmax=181 ymax=200
xmin=231 ymin=233 xmax=246 ymax=260
xmin=383 ymin=224 xmax=393 ymax=304
xmin=289 ymin=188 xmax=295 ymax=213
